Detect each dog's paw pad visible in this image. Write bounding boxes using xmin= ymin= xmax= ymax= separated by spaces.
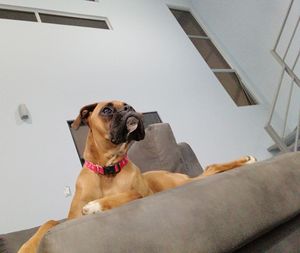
xmin=245 ymin=155 xmax=257 ymax=164
xmin=82 ymin=201 xmax=102 ymax=215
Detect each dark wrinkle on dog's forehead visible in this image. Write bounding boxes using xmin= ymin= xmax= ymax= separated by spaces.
xmin=105 ymin=102 xmax=114 ymax=108
xmin=100 ymin=102 xmax=115 ymax=112
xmin=101 ymin=101 xmax=135 ymax=112
xmin=105 ymin=101 xmax=123 ymax=107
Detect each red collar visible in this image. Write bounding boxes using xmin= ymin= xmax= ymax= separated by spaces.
xmin=84 ymin=156 xmax=129 ymax=175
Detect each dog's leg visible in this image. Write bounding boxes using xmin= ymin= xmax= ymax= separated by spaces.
xmin=68 ymin=168 xmax=103 ymax=219
xmin=198 ymin=155 xmax=256 ymax=178
xmin=83 ymin=168 xmax=154 ymax=215
xmin=18 ymin=181 xmax=90 ymax=253
xmin=67 ymin=191 xmax=91 ymax=219
xmin=17 ymin=182 xmax=87 ymax=253
xmin=17 ymin=220 xmax=59 ymax=253
xmin=82 ymin=190 xmax=142 ymax=215
xmin=18 ymin=179 xmax=97 ymax=252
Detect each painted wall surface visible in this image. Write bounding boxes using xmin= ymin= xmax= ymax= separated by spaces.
xmin=190 ymin=0 xmax=300 ymax=135
xmin=164 ymin=0 xmax=191 ymax=9
xmin=0 ymin=0 xmax=273 ymax=233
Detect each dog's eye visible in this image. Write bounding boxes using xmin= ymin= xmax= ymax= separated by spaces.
xmin=102 ymin=107 xmax=113 ymax=115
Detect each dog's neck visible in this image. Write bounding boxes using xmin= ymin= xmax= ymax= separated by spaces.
xmin=83 ymin=130 xmax=129 ymax=167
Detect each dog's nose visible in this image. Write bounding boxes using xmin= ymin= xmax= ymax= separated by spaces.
xmin=123 ymin=105 xmax=130 ymax=111
xmin=122 ymin=104 xmax=135 ymax=113
xmin=126 ymin=116 xmax=139 ymax=133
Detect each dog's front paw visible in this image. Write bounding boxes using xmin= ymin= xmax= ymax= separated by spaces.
xmin=82 ymin=200 xmax=102 ymax=215
xmin=245 ymin=155 xmax=257 ymax=164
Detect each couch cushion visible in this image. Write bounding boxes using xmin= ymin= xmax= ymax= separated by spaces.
xmin=128 ymin=123 xmax=185 ymax=172
xmin=0 ymin=226 xmax=38 ymax=253
xmin=38 ymin=152 xmax=300 ymax=253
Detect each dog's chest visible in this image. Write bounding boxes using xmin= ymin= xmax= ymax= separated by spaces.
xmin=100 ymin=172 xmax=134 ymax=196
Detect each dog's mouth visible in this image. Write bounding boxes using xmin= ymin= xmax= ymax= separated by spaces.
xmin=110 ymin=112 xmax=145 ymax=145
xmin=126 ymin=116 xmax=139 ymax=134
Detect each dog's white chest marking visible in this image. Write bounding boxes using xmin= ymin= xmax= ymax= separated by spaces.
xmin=82 ymin=200 xmax=102 ymax=215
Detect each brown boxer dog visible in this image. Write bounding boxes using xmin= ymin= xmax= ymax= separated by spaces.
xmin=18 ymin=100 xmax=256 ymax=253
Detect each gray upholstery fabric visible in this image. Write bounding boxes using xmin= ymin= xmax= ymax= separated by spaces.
xmin=0 ymin=226 xmax=38 ymax=253
xmin=236 ymin=213 xmax=300 ymax=252
xmin=177 ymin=142 xmax=203 ymax=177
xmin=128 ymin=123 xmax=188 ymax=173
xmin=38 ymin=152 xmax=300 ymax=253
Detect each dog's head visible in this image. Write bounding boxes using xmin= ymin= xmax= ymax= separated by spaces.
xmin=72 ymin=101 xmax=145 ymax=145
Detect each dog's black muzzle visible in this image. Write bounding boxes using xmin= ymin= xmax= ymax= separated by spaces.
xmin=110 ymin=109 xmax=145 ymax=145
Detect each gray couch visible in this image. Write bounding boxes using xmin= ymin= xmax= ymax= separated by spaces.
xmin=1 ymin=123 xmax=300 ymax=253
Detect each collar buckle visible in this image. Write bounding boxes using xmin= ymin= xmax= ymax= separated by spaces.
xmin=104 ymin=165 xmax=118 ymax=175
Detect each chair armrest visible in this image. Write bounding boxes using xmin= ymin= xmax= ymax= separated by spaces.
xmin=177 ymin=142 xmax=203 ymax=177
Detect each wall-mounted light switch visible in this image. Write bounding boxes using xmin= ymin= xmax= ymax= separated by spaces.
xmin=64 ymin=186 xmax=72 ymax=197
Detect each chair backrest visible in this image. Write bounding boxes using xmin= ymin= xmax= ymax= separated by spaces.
xmin=128 ymin=123 xmax=185 ymax=173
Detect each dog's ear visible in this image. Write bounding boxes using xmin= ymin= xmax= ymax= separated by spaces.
xmin=71 ymin=103 xmax=98 ymax=130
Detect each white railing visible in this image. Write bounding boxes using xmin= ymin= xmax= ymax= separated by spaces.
xmin=265 ymin=0 xmax=300 ymax=152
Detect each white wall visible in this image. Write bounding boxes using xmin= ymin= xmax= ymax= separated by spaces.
xmin=190 ymin=0 xmax=300 ymax=134
xmin=0 ymin=0 xmax=273 ymax=233
xmin=163 ymin=0 xmax=191 ymax=9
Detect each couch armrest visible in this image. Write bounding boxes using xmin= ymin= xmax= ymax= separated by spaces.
xmin=38 ymin=152 xmax=300 ymax=253
xmin=177 ymin=142 xmax=203 ymax=177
